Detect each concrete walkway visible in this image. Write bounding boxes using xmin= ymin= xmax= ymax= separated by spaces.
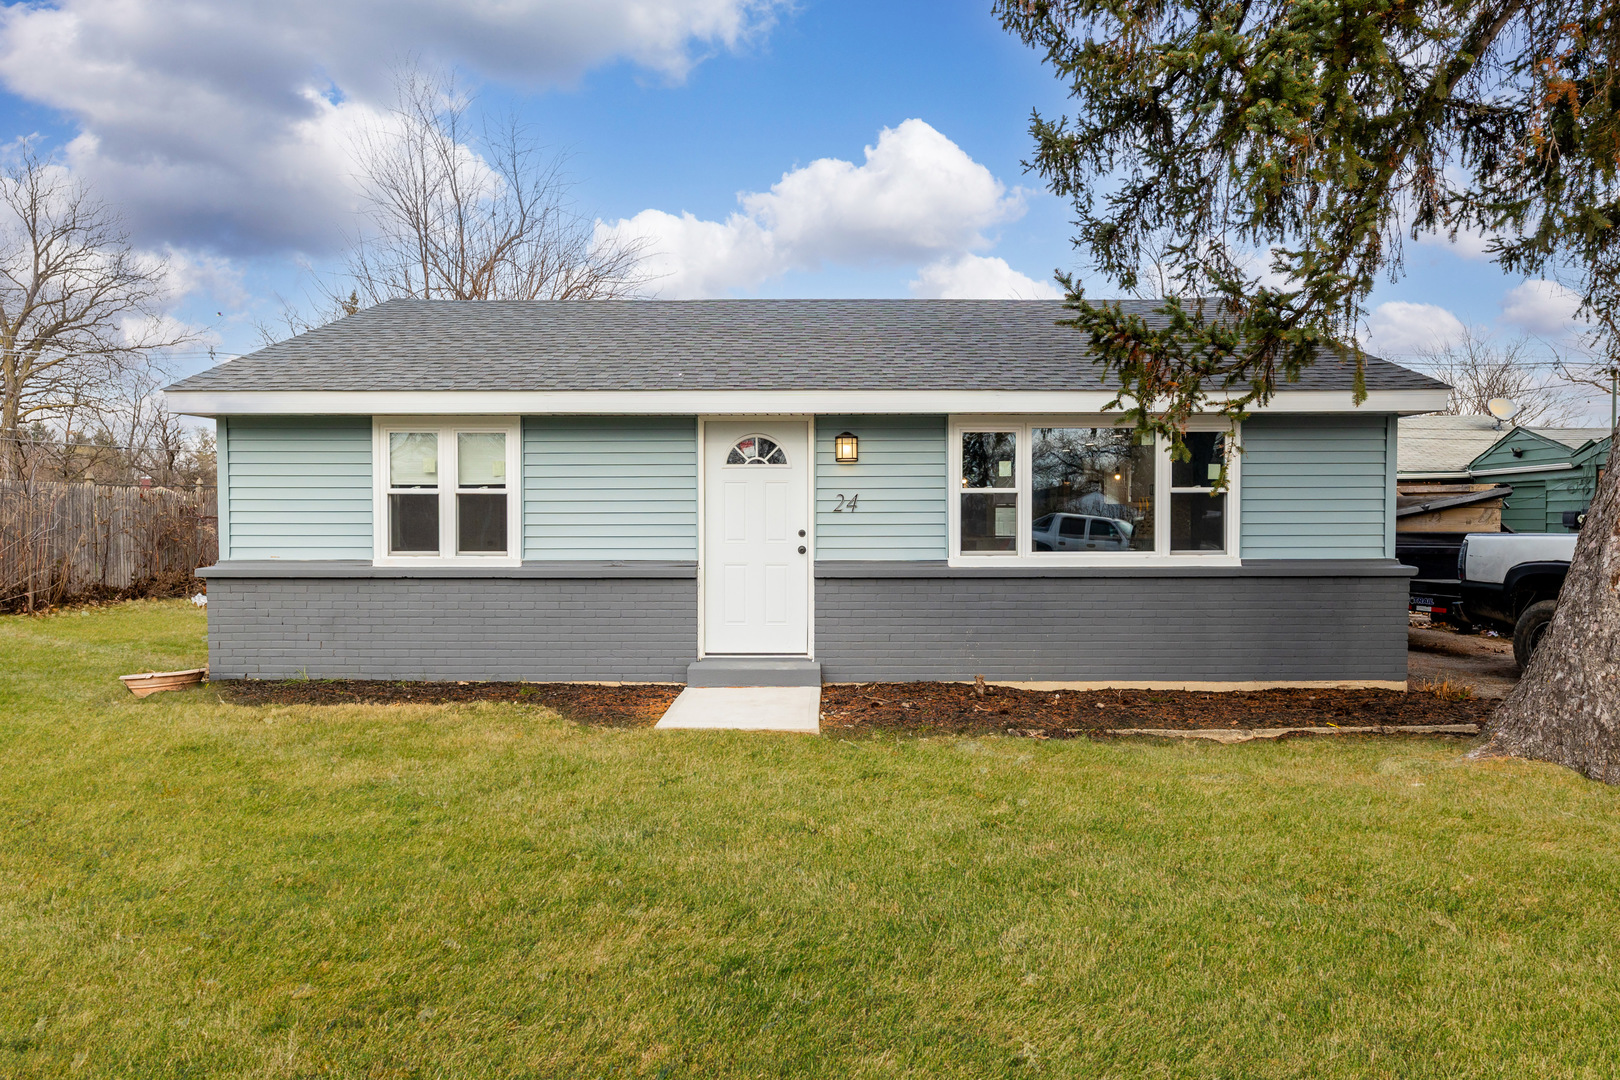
xmin=654 ymin=686 xmax=821 ymax=733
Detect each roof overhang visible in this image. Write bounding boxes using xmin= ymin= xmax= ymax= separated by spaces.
xmin=162 ymin=387 xmax=1451 ymax=418
xmin=1397 ymin=470 xmax=1477 ymax=481
xmin=1469 ymin=462 xmax=1577 ymax=478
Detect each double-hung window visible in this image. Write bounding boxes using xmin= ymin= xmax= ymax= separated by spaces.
xmin=949 ymin=418 xmax=1238 ymax=563
xmin=1169 ymin=432 xmax=1231 ymax=552
xmin=375 ymin=419 xmax=521 ymax=564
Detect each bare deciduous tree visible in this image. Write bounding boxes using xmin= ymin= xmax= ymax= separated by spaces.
xmin=340 ymin=67 xmax=645 ymax=306
xmin=0 ymin=148 xmax=191 ymax=477
xmin=1415 ymin=330 xmax=1579 ymax=426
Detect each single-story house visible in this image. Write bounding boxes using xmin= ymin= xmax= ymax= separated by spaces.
xmin=164 ymin=299 xmax=1449 ymax=689
xmin=1398 ymin=414 xmax=1613 ymax=532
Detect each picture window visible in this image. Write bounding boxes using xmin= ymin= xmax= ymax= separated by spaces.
xmin=952 ymin=420 xmax=1235 ymax=561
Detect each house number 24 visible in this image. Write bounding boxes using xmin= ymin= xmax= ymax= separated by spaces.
xmin=832 ymin=493 xmax=860 ymax=512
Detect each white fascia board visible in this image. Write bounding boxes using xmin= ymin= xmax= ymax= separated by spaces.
xmin=1397 ymin=470 xmax=1477 ymax=481
xmin=163 ymin=387 xmax=1451 ymax=418
xmin=1469 ymin=462 xmax=1577 ymax=478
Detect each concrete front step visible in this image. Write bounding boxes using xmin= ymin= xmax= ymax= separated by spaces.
xmin=686 ymin=657 xmax=822 ymax=687
xmin=654 ymin=686 xmax=821 ymax=733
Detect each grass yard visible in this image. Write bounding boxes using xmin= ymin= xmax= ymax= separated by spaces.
xmin=2 ymin=603 xmax=1618 ymax=1079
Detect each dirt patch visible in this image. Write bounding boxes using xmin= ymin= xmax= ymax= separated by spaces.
xmin=1408 ymin=625 xmax=1521 ymax=699
xmin=214 ymin=678 xmax=1493 ymax=737
xmin=818 ymin=683 xmax=1493 ymax=738
xmin=216 ymin=680 xmax=681 ymax=727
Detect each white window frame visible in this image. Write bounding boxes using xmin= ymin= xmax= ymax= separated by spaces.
xmin=372 ymin=416 xmax=522 ymax=567
xmin=947 ymin=415 xmax=1241 ymax=567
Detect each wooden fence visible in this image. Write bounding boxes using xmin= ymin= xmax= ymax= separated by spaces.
xmin=0 ymin=480 xmax=218 ymax=610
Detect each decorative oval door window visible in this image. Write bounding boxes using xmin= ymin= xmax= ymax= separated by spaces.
xmin=726 ymin=434 xmax=789 ymax=466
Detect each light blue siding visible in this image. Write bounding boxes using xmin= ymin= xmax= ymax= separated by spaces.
xmin=1241 ymin=414 xmax=1391 ymax=558
xmin=223 ymin=416 xmax=373 ymax=560
xmin=524 ymin=416 xmax=697 ymax=560
xmin=815 ymin=415 xmax=948 ymax=560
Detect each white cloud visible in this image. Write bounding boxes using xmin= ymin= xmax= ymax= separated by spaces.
xmin=1362 ymin=301 xmax=1467 ymax=357
xmin=597 ymin=119 xmax=1034 ymax=298
xmin=1499 ymin=279 xmax=1586 ymax=337
xmin=1413 ymin=227 xmax=1496 ymax=261
xmin=603 ymin=208 xmax=780 ymax=298
xmin=910 ymin=254 xmax=1061 ymax=299
xmin=0 ymin=0 xmax=784 ymax=253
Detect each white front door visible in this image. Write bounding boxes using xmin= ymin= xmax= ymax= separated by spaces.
xmin=704 ymin=421 xmax=810 ymax=655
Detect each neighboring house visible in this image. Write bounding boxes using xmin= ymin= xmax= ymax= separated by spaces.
xmin=1398 ymin=415 xmax=1613 ymax=532
xmin=164 ymin=299 xmax=1449 ymax=689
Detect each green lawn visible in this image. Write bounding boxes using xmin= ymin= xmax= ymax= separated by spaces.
xmin=2 ymin=603 xmax=1617 ymax=1078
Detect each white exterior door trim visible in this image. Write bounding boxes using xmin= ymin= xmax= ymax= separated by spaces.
xmin=697 ymin=416 xmax=815 ymax=658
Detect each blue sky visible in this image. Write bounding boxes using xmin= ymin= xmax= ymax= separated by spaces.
xmin=0 ymin=0 xmax=1606 ymax=419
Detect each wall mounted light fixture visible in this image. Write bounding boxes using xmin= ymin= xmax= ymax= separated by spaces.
xmin=834 ymin=432 xmax=858 ymax=464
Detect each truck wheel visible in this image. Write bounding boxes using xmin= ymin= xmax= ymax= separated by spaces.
xmin=1512 ymin=600 xmax=1558 ymax=670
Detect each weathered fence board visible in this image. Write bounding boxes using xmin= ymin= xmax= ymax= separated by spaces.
xmin=0 ymin=481 xmax=218 ymax=609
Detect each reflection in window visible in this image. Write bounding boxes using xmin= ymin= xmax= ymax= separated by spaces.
xmin=1172 ymin=432 xmax=1228 ymax=488
xmin=389 ymin=432 xmax=439 ymax=554
xmin=385 ymin=427 xmax=513 ymax=558
xmin=961 ymin=431 xmax=1017 ymax=488
xmin=457 ymin=432 xmax=507 ymax=555
xmin=1030 ymin=427 xmax=1153 ymax=553
xmin=959 ymin=431 xmax=1017 ymax=554
xmin=727 ymin=435 xmax=788 ymax=465
xmin=389 ymin=432 xmax=438 ymax=486
xmin=1172 ymin=492 xmax=1227 ymax=551
xmin=961 ymin=493 xmax=1018 ymax=553
xmin=1170 ymin=431 xmax=1228 ymax=552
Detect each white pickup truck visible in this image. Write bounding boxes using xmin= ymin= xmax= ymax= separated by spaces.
xmin=1457 ymin=532 xmax=1579 ymax=668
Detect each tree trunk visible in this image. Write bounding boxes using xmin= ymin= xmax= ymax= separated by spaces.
xmin=1472 ymin=425 xmax=1620 ymax=782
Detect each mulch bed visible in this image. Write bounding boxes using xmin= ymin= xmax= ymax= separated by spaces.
xmin=818 ymin=683 xmax=1493 ymax=738
xmin=215 ymin=678 xmax=1492 ymax=737
xmin=215 ymin=680 xmax=682 ymax=728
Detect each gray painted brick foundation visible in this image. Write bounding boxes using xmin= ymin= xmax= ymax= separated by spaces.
xmin=203 ymin=560 xmax=1410 ymax=685
xmin=813 ymin=565 xmax=1410 ymax=683
xmin=206 ymin=575 xmax=696 ymax=682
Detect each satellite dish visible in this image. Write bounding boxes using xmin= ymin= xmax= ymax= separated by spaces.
xmin=1488 ymin=398 xmax=1519 ymax=421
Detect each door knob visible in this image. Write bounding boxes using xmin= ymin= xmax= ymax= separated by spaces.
xmin=798 ymin=529 xmax=806 ymax=537
xmin=798 ymin=546 xmax=806 ymax=554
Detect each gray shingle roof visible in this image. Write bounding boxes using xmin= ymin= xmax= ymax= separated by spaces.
xmin=166 ymin=299 xmax=1446 ymax=394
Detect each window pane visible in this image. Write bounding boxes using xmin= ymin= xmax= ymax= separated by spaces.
xmin=960 ymin=493 xmax=1017 ymax=553
xmin=389 ymin=493 xmax=439 ymax=553
xmin=389 ymin=432 xmax=438 ymax=487
xmin=1171 ymin=492 xmax=1227 ymax=551
xmin=1171 ymin=431 xmax=1227 ymax=488
xmin=458 ymin=432 xmax=507 ymax=487
xmin=961 ymin=432 xmax=1016 ymax=488
xmin=458 ymin=493 xmax=508 ymax=554
xmin=1030 ymin=427 xmax=1154 ymax=553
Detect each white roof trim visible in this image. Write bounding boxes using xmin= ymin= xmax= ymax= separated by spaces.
xmin=1469 ymin=462 xmax=1578 ymax=478
xmin=163 ymin=387 xmax=1451 ymax=418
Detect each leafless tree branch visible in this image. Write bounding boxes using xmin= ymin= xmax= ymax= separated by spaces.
xmin=1414 ymin=328 xmax=1581 ymax=426
xmin=335 ymin=65 xmax=647 ymax=309
xmin=0 ymin=147 xmax=194 ymax=477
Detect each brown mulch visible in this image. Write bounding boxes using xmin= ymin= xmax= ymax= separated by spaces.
xmin=818 ymin=683 xmax=1494 ymax=738
xmin=215 ymin=680 xmax=682 ymax=727
xmin=214 ymin=677 xmax=1493 ymax=736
